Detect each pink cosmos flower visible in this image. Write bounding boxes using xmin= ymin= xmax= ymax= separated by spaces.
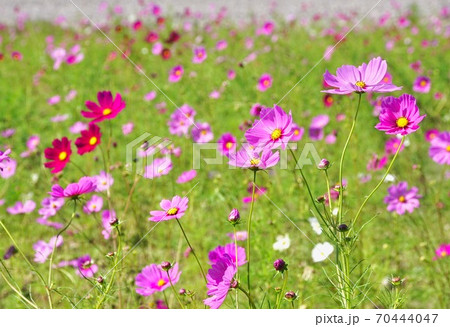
xmin=228 ymin=144 xmax=279 ymax=170
xmin=309 ymin=114 xmax=330 ymax=141
xmin=65 ymin=89 xmax=77 ymax=102
xmin=385 ymin=137 xmax=405 ymax=155
xmin=0 ymin=149 xmax=11 ymax=171
xmin=33 ymin=236 xmax=63 ymax=263
xmin=429 ymin=131 xmax=450 ymax=165
xmin=144 ymin=157 xmax=173 ymax=179
xmin=20 ymin=135 xmax=40 ymax=157
xmin=322 ymin=57 xmax=402 ymax=94
xmin=169 ymin=65 xmax=184 ymax=83
xmin=425 ymin=129 xmax=440 ymax=142
xmin=192 ymin=46 xmax=207 ymax=63
xmin=250 ymin=104 xmax=265 ymax=117
xmin=245 ymin=106 xmax=294 ymax=150
xmin=208 ymin=243 xmax=247 ymax=267
xmin=69 ymin=121 xmax=88 ymax=134
xmin=433 ymin=244 xmax=450 ymax=260
xmin=0 ymin=158 xmax=16 ymax=178
xmin=226 ymin=231 xmax=248 ymax=241
xmin=204 ymin=254 xmax=237 ymax=309
xmin=74 ymin=255 xmax=98 ymax=278
xmin=82 ymin=91 xmax=126 ymax=124
xmin=6 ymin=200 xmax=36 ymax=215
xmin=216 ymin=40 xmax=228 ymax=51
xmin=122 ymin=122 xmax=134 ymax=135
xmin=412 ymin=76 xmax=431 ymax=93
xmin=176 ymin=170 xmax=197 ymax=184
xmin=367 ymin=154 xmax=388 ymax=171
xmin=38 ymin=197 xmax=65 ymax=219
xmin=217 ymin=133 xmax=236 ymax=156
xmin=144 ymin=91 xmax=156 ymax=101
xmin=384 ymin=181 xmax=421 ymax=215
xmin=257 ymin=21 xmax=275 ymax=35
xmin=83 ymin=195 xmax=103 ymax=214
xmin=192 ymin=122 xmax=214 ymax=143
xmin=168 ymin=105 xmax=196 ymax=136
xmin=50 ymin=176 xmax=97 ymax=199
xmin=48 ymin=95 xmax=61 ymax=105
xmin=257 ymin=73 xmax=272 ymax=92
xmin=1 ymin=129 xmax=15 ymax=138
xmin=149 ymin=196 xmax=189 ymax=222
xmin=93 ymin=171 xmax=114 ymax=192
xmin=51 ymin=114 xmax=69 ymax=122
xmin=227 ymin=70 xmax=236 ymax=80
xmin=101 ymin=210 xmax=116 ymax=239
xmin=135 ymin=263 xmax=181 ymax=296
xmin=375 ymin=94 xmax=426 ymax=135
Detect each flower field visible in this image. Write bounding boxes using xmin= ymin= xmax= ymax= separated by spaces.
xmin=0 ymin=2 xmax=449 ymax=309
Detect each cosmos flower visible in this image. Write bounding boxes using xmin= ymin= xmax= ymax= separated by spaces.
xmin=93 ymin=171 xmax=114 ymax=192
xmin=168 ymin=105 xmax=196 ymax=136
xmin=33 ymin=236 xmax=63 ymax=263
xmin=273 ymin=234 xmax=291 ymax=251
xmin=38 ymin=197 xmax=65 ymax=219
xmin=290 ymin=124 xmax=305 ymax=142
xmin=384 ymin=181 xmax=421 ymax=215
xmin=366 ymin=154 xmax=388 ymax=171
xmin=250 ymin=104 xmax=265 ymax=116
xmin=82 ymin=91 xmax=126 ymax=124
xmin=217 ymin=133 xmax=236 ymax=156
xmin=375 ymin=94 xmax=426 ymax=135
xmin=74 ymin=255 xmax=98 ymax=278
xmin=429 ymin=131 xmax=450 ymax=165
xmin=425 ymin=129 xmax=440 ymax=142
xmin=75 ymin=124 xmax=101 ymax=155
xmin=176 ymin=170 xmax=197 ymax=184
xmin=49 ymin=176 xmax=97 ymax=199
xmin=135 ymin=263 xmax=181 ymax=296
xmin=69 ymin=121 xmax=88 ymax=134
xmin=257 ymin=73 xmax=273 ymax=92
xmin=144 ymin=157 xmax=173 ymax=179
xmin=169 ymin=65 xmax=184 ymax=83
xmin=0 ymin=158 xmax=16 ymax=179
xmin=412 ymin=76 xmax=431 ymax=93
xmin=0 ymin=149 xmax=11 ymax=171
xmin=149 ymin=195 xmax=189 ymax=222
xmin=385 ymin=137 xmax=405 ymax=155
xmin=192 ymin=46 xmax=207 ymax=63
xmin=323 ymin=94 xmax=334 ymax=107
xmin=83 ymin=195 xmax=103 ymax=214
xmin=1 ymin=129 xmax=15 ymax=138
xmin=6 ymin=200 xmax=36 ymax=215
xmin=216 ymin=40 xmax=228 ymax=51
xmin=433 ymin=244 xmax=450 ymax=260
xmin=322 ymin=57 xmax=402 ymax=94
xmin=101 ymin=209 xmax=116 ymax=239
xmin=204 ymin=254 xmax=237 ymax=309
xmin=309 ymin=114 xmax=330 ymax=141
xmin=20 ymin=135 xmax=40 ymax=157
xmin=312 ymin=242 xmax=334 ymax=262
xmin=208 ymin=243 xmax=247 ymax=267
xmin=245 ymin=105 xmax=294 ymax=150
xmin=192 ymin=122 xmax=214 ymax=143
xmin=122 ymin=122 xmax=134 ymax=135
xmin=308 ymin=217 xmax=323 ymax=235
xmin=228 ymin=144 xmax=279 ymax=170
xmin=44 ymin=137 xmax=72 ymax=174
xmin=226 ymin=231 xmax=248 ymax=241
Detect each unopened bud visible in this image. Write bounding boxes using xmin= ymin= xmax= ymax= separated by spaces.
xmin=316 ymin=195 xmax=325 ymax=203
xmin=338 ymin=224 xmax=349 ymax=232
xmin=391 ymin=276 xmax=402 ymax=287
xmin=179 ymin=288 xmax=186 ymax=295
xmin=318 ymin=159 xmax=330 ymax=170
xmin=161 ymin=261 xmax=172 ymax=271
xmin=284 ymin=291 xmax=297 ymax=301
xmin=273 ymin=259 xmax=287 ymax=273
xmin=228 ymin=208 xmax=240 ymax=224
xmin=230 ymin=279 xmax=239 ymax=289
xmin=97 ymin=276 xmax=104 ymax=284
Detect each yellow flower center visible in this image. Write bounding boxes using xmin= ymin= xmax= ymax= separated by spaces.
xmin=263 ymin=80 xmax=269 ymax=86
xmin=157 ymin=279 xmax=166 ymax=287
xmin=294 ymin=129 xmax=299 ymax=135
xmin=398 ymin=195 xmax=406 ymax=203
xmin=103 ymin=108 xmax=112 ymax=115
xmin=225 ymin=142 xmax=233 ymax=149
xmin=201 ymin=130 xmax=207 ymax=135
xmin=167 ymin=207 xmax=178 ymax=215
xmin=429 ymin=133 xmax=436 ymax=139
xmin=89 ymin=136 xmax=98 ymax=146
xmin=355 ymin=81 xmax=366 ymax=88
xmin=396 ymin=117 xmax=409 ymax=128
xmin=175 ymin=69 xmax=181 ymax=76
xmin=446 ymin=145 xmax=450 ymax=152
xmin=420 ymin=80 xmax=427 ymax=87
xmin=442 ymin=251 xmax=447 ymax=257
xmin=250 ymin=158 xmax=260 ymax=166
xmin=271 ymin=128 xmax=282 ymax=140
xmin=58 ymin=151 xmax=67 ymax=161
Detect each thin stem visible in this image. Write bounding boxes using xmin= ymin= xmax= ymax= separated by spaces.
xmin=167 ymin=271 xmax=185 ymax=309
xmin=276 ymin=270 xmax=289 ymax=309
xmin=233 ymin=226 xmax=239 ymax=309
xmin=70 ymin=161 xmax=87 ymax=176
xmin=324 ymin=170 xmax=333 ymax=216
xmin=351 ymin=137 xmax=404 ymax=228
xmin=175 ymin=219 xmax=207 ymax=282
xmin=246 ymin=170 xmax=257 ymax=307
xmin=237 ymin=285 xmax=256 ymax=309
xmin=338 ymin=93 xmax=362 ymax=225
xmin=0 ymin=220 xmax=53 ymax=308
xmin=0 ymin=263 xmax=38 ymax=309
xmin=123 ymin=174 xmax=141 ymax=219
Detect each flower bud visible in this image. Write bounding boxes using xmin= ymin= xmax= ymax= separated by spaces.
xmin=228 ymin=208 xmax=240 ymax=224
xmin=161 ymin=261 xmax=172 ymax=271
xmin=179 ymin=288 xmax=186 ymax=295
xmin=273 ymin=259 xmax=287 ymax=273
xmin=284 ymin=291 xmax=297 ymax=301
xmin=230 ymin=279 xmax=239 ymax=289
xmin=97 ymin=276 xmax=104 ymax=284
xmin=337 ymin=224 xmax=349 ymax=232
xmin=316 ymin=195 xmax=325 ymax=203
xmin=106 ymin=251 xmax=115 ymax=258
xmin=391 ymin=276 xmax=402 ymax=287
xmin=318 ymin=158 xmax=330 ymax=170
xmin=109 ymin=217 xmax=119 ymax=227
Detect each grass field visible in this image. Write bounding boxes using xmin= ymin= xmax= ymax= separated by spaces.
xmin=0 ymin=3 xmax=449 ymax=309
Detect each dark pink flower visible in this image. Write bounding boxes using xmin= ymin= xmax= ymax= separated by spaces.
xmin=208 ymin=243 xmax=247 ymax=267
xmin=135 ymin=263 xmax=181 ymax=296
xmin=49 ymin=176 xmax=97 ymax=199
xmin=204 ymin=254 xmax=237 ymax=309
xmin=82 ymin=91 xmax=126 ymax=124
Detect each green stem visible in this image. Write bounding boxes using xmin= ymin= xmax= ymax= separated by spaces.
xmin=167 ymin=271 xmax=185 ymax=309
xmin=324 ymin=170 xmax=333 ymax=217
xmin=338 ymin=93 xmax=362 ymax=225
xmin=237 ymin=285 xmax=256 ymax=309
xmin=351 ymin=137 xmax=404 ymax=228
xmin=175 ymin=219 xmax=207 ymax=283
xmin=70 ymin=161 xmax=88 ymax=176
xmin=233 ymin=226 xmax=239 ymax=309
xmin=246 ymin=170 xmax=257 ymax=307
xmin=276 ymin=270 xmax=289 ymax=309
xmin=0 ymin=262 xmax=39 ymax=308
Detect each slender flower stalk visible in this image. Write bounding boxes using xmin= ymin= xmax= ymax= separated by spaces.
xmin=167 ymin=271 xmax=185 ymax=309
xmin=175 ymin=219 xmax=207 ymax=282
xmin=233 ymin=226 xmax=239 ymax=309
xmin=276 ymin=270 xmax=289 ymax=309
xmin=238 ymin=285 xmax=256 ymax=309
xmin=324 ymin=170 xmax=333 ymax=216
xmin=246 ymin=170 xmax=257 ymax=306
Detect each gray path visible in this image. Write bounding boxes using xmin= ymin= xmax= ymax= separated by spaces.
xmin=1 ymin=0 xmax=448 ymax=24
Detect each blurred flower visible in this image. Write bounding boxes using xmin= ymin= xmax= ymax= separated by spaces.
xmin=169 ymin=65 xmax=184 ymax=83
xmin=384 ymin=181 xmax=421 ymax=215
xmin=257 ymin=73 xmax=272 ymax=92
xmin=6 ymin=200 xmax=36 ymax=215
xmin=312 ymin=242 xmax=334 ymax=262
xmin=217 ymin=133 xmax=236 ymax=156
xmin=412 ymin=76 xmax=431 ymax=93
xmin=308 ymin=217 xmax=322 ymax=235
xmin=176 ymin=170 xmax=197 ymax=184
xmin=94 ymin=171 xmax=114 ymax=192
xmin=144 ymin=157 xmax=173 ymax=179
xmin=273 ymin=234 xmax=291 ymax=251
xmin=50 ymin=176 xmax=97 ymax=199
xmin=83 ymin=195 xmax=103 ymax=214
xmin=433 ymin=244 xmax=450 ymax=260
xmin=429 ymin=131 xmax=450 ymax=165
xmin=33 ymin=236 xmax=63 ymax=263
xmin=192 ymin=46 xmax=207 ymax=63
xmin=192 ymin=122 xmax=213 ymax=143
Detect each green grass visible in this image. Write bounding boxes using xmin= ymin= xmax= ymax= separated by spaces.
xmin=0 ymin=11 xmax=449 ymax=309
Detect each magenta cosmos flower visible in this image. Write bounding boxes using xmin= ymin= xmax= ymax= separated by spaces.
xmin=33 ymin=236 xmax=63 ymax=263
xmin=49 ymin=176 xmax=97 ymax=199
xmin=74 ymin=255 xmax=98 ymax=278
xmin=375 ymin=94 xmax=426 ymax=135
xmin=176 ymin=170 xmax=197 ymax=184
xmin=144 ymin=157 xmax=173 ymax=179
xmin=384 ymin=181 xmax=421 ymax=215
xmin=412 ymin=76 xmax=431 ymax=93
xmin=192 ymin=122 xmax=214 ymax=143
xmin=204 ymin=254 xmax=237 ymax=309
xmin=44 ymin=137 xmax=72 ymax=174
xmin=322 ymin=57 xmax=402 ymax=94
xmin=149 ymin=196 xmax=189 ymax=222
xmin=208 ymin=243 xmax=247 ymax=267
xmin=135 ymin=263 xmax=181 ymax=296
xmin=82 ymin=91 xmax=126 ymax=124
xmin=192 ymin=46 xmax=207 ymax=63
xmin=6 ymin=200 xmax=36 ymax=215
xmin=228 ymin=144 xmax=279 ymax=170
xmin=257 ymin=73 xmax=273 ymax=92
xmin=429 ymin=131 xmax=450 ymax=165
xmin=433 ymin=244 xmax=450 ymax=260
xmin=0 ymin=149 xmax=11 ymax=171
xmin=245 ymin=105 xmax=294 ymax=150
xmin=217 ymin=132 xmax=236 ymax=156
xmin=169 ymin=65 xmax=184 ymax=83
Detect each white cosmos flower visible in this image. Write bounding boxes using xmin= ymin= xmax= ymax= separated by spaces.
xmin=308 ymin=217 xmax=322 ymax=235
xmin=312 ymin=242 xmax=334 ymax=262
xmin=273 ymin=234 xmax=290 ymax=251
xmin=384 ymin=174 xmax=396 ymax=183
